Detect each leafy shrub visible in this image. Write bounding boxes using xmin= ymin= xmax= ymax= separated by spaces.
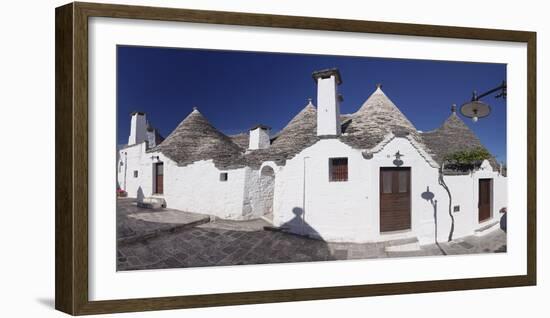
xmin=444 ymin=147 xmax=491 ymax=171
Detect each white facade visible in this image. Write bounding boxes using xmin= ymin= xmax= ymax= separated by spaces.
xmin=266 ymin=137 xmax=506 ymax=245
xmin=118 ymin=143 xmax=253 ymax=219
xmin=118 ymin=133 xmax=506 ymax=245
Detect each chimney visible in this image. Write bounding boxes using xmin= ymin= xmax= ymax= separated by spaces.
xmin=128 ymin=111 xmax=147 ymax=146
xmin=312 ymin=68 xmax=342 ymax=137
xmin=248 ymin=124 xmax=271 ymax=150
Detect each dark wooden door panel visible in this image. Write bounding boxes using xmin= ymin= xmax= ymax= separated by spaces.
xmin=155 ymin=162 xmax=164 ymax=194
xmin=478 ymin=178 xmax=492 ymax=222
xmin=380 ymin=167 xmax=411 ymax=232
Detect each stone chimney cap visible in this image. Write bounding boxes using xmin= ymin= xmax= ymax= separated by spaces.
xmin=130 ymin=111 xmax=145 ymax=116
xmin=250 ymin=124 xmax=271 ymax=131
xmin=312 ymin=68 xmax=342 ymax=85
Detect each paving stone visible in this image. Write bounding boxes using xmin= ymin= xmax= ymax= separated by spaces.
xmin=116 ymin=198 xmax=508 ymax=271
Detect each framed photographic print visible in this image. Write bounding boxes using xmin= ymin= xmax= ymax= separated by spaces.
xmin=55 ymin=2 xmax=536 ymax=315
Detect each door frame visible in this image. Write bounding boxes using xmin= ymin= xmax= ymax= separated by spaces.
xmin=379 ymin=166 xmax=412 ymax=233
xmin=153 ymin=161 xmax=164 ymax=195
xmin=478 ymin=178 xmax=493 ymax=223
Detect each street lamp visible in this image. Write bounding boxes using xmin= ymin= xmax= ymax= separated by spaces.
xmin=460 ymin=80 xmax=506 ymax=122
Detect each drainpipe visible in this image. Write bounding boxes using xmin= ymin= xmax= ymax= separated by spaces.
xmin=302 ymin=156 xmax=310 ymax=235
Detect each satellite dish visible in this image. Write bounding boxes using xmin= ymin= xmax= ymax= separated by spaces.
xmin=460 ymin=100 xmax=491 ymax=122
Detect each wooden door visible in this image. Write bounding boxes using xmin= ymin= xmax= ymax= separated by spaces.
xmin=478 ymin=178 xmax=492 ymax=222
xmin=155 ymin=162 xmax=164 ymax=194
xmin=380 ymin=167 xmax=411 ymax=232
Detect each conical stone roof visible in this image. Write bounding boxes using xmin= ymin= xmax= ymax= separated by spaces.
xmin=245 ymin=102 xmax=319 ymax=168
xmin=421 ymin=111 xmax=497 ymax=169
xmin=341 ymin=86 xmax=420 ymax=149
xmin=228 ymin=132 xmax=249 ymax=150
xmin=151 ymin=108 xmax=244 ymax=169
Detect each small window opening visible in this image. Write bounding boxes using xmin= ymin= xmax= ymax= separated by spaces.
xmin=220 ymin=172 xmax=228 ymax=181
xmin=329 ymin=158 xmax=348 ymax=182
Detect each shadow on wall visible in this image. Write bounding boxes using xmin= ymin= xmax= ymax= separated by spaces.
xmin=421 ymin=186 xmax=447 ymax=255
xmin=438 ymin=171 xmax=455 ymax=242
xmin=279 ymin=207 xmax=324 ymax=241
xmin=137 ymin=186 xmax=144 ymax=202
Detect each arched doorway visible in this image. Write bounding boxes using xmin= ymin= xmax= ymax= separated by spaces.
xmin=260 ymin=166 xmax=275 ymax=222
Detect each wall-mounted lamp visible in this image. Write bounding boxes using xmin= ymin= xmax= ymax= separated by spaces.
xmin=460 ymin=80 xmax=506 ymax=122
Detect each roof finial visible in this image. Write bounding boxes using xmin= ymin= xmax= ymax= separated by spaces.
xmin=376 ymin=83 xmax=383 ymax=89
xmin=451 ymin=104 xmax=457 ymax=114
xmin=192 ymin=106 xmax=198 ymax=111
xmin=307 ymin=97 xmax=312 ymax=104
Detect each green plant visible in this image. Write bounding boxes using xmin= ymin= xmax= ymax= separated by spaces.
xmin=444 ymin=148 xmax=491 ymax=171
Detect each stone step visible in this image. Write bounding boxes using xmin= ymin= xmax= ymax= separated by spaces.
xmin=474 ymin=220 xmax=500 ymax=236
xmin=385 ymin=237 xmax=420 ymax=252
xmin=137 ymin=197 xmax=166 ymax=209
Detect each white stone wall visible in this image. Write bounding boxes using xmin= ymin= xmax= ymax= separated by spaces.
xmin=368 ymin=137 xmax=443 ymax=245
xmin=162 ymin=159 xmax=248 ymax=219
xmin=117 ymin=135 xmax=507 ymax=243
xmin=242 ymin=167 xmax=261 ymax=218
xmin=271 ymin=137 xmax=508 ymax=245
xmin=117 ymin=142 xmax=149 ymax=198
xmin=117 ymin=144 xmax=249 ymax=220
xmin=435 ymin=161 xmax=507 ymax=243
xmin=272 ymin=139 xmax=370 ymax=242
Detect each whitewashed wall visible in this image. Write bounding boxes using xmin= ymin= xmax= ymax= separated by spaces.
xmin=437 ymin=163 xmax=507 ymax=242
xmin=272 ymin=137 xmax=508 ymax=245
xmin=117 ymin=145 xmax=250 ymax=219
xmin=367 ymin=137 xmax=443 ymax=245
xmin=118 ymin=137 xmax=507 ymax=242
xmin=273 ymin=139 xmax=370 ymax=242
xmin=161 ymin=159 xmax=248 ymax=219
xmin=117 ymin=142 xmax=149 ymax=199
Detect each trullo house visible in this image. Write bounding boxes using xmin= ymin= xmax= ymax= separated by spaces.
xmin=117 ymin=68 xmax=507 ymax=245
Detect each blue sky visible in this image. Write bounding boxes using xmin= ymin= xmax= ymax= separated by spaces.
xmin=117 ymin=46 xmax=507 ymax=163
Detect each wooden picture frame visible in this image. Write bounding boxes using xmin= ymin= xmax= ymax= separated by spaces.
xmin=55 ymin=2 xmax=536 ymax=315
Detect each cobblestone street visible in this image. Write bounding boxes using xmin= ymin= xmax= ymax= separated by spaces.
xmin=117 ymin=199 xmax=507 ymax=271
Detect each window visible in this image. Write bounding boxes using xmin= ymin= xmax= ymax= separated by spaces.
xmin=329 ymin=158 xmax=348 ymax=182
xmin=220 ymin=172 xmax=228 ymax=181
xmin=398 ymin=170 xmax=408 ymax=193
xmin=382 ymin=170 xmax=392 ymax=193
xmin=133 ymin=170 xmax=138 ymax=178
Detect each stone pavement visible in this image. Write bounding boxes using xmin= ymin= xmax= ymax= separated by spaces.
xmin=116 ymin=199 xmax=507 ymax=271
xmin=117 ymin=198 xmax=210 ymax=246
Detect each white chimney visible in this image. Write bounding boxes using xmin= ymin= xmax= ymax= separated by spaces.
xmin=248 ymin=125 xmax=271 ymax=150
xmin=312 ymin=68 xmax=342 ymax=137
xmin=128 ymin=111 xmax=147 ymax=146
